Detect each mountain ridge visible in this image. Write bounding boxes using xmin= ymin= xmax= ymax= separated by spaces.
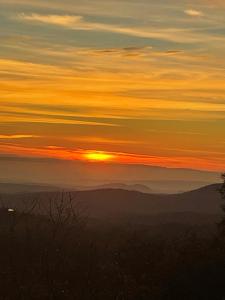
xmin=1 ymin=183 xmax=222 ymax=218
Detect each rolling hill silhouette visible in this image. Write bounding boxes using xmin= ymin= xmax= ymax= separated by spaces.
xmin=76 ymin=183 xmax=152 ymax=194
xmin=70 ymin=183 xmax=222 ymax=217
xmin=1 ymin=184 xmax=222 ymax=221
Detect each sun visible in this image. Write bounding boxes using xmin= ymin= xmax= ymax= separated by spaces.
xmin=83 ymin=151 xmax=114 ymax=162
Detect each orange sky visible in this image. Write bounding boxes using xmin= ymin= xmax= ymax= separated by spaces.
xmin=0 ymin=0 xmax=225 ymax=172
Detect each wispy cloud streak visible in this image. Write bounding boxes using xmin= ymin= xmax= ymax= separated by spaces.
xmin=0 ymin=134 xmax=39 ymax=139
xmin=16 ymin=13 xmax=222 ymax=44
xmin=184 ymin=9 xmax=204 ymax=17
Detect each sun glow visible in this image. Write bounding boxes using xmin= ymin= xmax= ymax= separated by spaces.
xmin=84 ymin=151 xmax=115 ymax=162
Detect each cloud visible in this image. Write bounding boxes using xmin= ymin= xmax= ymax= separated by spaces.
xmin=68 ymin=136 xmax=142 ymax=145
xmin=88 ymin=46 xmax=153 ymax=58
xmin=16 ymin=13 xmax=208 ymax=43
xmin=0 ymin=111 xmax=119 ymax=127
xmin=18 ymin=13 xmax=83 ymax=27
xmin=184 ymin=9 xmax=204 ymax=17
xmin=0 ymin=134 xmax=39 ymax=139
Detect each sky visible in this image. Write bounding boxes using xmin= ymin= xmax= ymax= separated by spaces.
xmin=0 ymin=0 xmax=225 ymax=174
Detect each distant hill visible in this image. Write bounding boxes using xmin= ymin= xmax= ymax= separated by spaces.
xmin=0 ymin=181 xmax=152 ymax=194
xmin=135 ymin=180 xmax=217 ymax=194
xmin=75 ymin=180 xmax=218 ymax=194
xmin=70 ymin=183 xmax=222 ymax=217
xmin=77 ymin=183 xmax=152 ymax=194
xmin=1 ymin=183 xmax=222 ymax=220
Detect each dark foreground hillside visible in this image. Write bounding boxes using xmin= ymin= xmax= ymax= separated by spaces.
xmin=0 ymin=184 xmax=225 ymax=299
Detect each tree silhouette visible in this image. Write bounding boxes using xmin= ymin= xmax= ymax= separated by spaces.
xmin=218 ymin=173 xmax=225 ymax=235
xmin=220 ymin=173 xmax=225 ymax=199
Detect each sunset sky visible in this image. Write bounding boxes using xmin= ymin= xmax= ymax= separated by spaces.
xmin=0 ymin=0 xmax=225 ymax=172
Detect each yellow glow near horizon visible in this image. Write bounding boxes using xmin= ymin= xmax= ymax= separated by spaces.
xmin=84 ymin=151 xmax=115 ymax=162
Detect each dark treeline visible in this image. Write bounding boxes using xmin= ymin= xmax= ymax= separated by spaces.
xmin=0 ymin=176 xmax=225 ymax=300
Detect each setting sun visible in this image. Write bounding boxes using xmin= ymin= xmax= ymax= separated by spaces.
xmin=83 ymin=151 xmax=115 ymax=162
